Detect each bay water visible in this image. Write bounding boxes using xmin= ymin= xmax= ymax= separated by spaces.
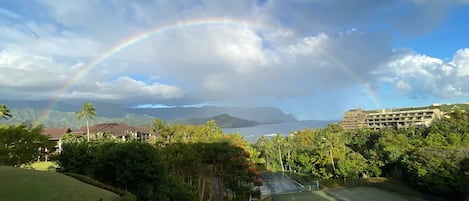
xmin=222 ymin=120 xmax=334 ymax=143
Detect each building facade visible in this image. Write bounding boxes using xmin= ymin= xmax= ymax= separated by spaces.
xmin=341 ymin=107 xmax=444 ymax=130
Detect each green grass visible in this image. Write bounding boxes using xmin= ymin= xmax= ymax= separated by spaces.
xmin=22 ymin=161 xmax=58 ymax=171
xmin=0 ymin=166 xmax=120 ymax=201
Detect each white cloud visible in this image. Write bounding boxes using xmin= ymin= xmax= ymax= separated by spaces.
xmin=1 ymin=0 xmax=468 ymax=119
xmin=94 ymin=76 xmax=184 ymax=100
xmin=453 ymin=48 xmax=469 ymax=76
xmin=0 ymin=4 xmax=394 ymax=107
xmin=0 ymin=46 xmax=184 ymax=103
xmin=376 ymin=48 xmax=469 ymax=98
xmin=395 ymin=80 xmax=412 ymax=94
xmin=0 ymin=47 xmax=68 ymax=88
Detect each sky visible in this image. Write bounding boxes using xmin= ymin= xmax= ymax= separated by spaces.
xmin=0 ymin=0 xmax=468 ymax=120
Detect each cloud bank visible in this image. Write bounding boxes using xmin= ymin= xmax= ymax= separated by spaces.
xmin=1 ymin=0 xmax=468 ymax=119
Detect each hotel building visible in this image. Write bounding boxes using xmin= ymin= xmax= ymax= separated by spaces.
xmin=340 ymin=103 xmax=468 ymax=130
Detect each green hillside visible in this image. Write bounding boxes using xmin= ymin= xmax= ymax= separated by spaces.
xmin=177 ymin=113 xmax=260 ymax=128
xmin=0 ymin=166 xmax=120 ymax=201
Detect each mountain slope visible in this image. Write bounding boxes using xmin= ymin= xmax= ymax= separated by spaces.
xmin=127 ymin=106 xmax=297 ymax=123
xmin=177 ymin=113 xmax=260 ymax=128
xmin=1 ymin=100 xmax=298 ymax=128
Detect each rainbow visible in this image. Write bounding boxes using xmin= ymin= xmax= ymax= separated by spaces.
xmin=37 ymin=17 xmax=381 ymax=123
xmin=37 ymin=17 xmax=269 ymax=123
xmin=317 ymin=48 xmax=382 ymax=108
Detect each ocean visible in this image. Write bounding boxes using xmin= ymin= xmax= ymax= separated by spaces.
xmin=222 ymin=120 xmax=335 ymax=143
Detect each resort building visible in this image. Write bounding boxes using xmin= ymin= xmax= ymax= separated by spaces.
xmin=341 ymin=103 xmax=469 ymax=130
xmin=77 ymin=123 xmax=153 ymax=142
xmin=41 ymin=123 xmax=153 ymax=153
xmin=42 ymin=127 xmax=72 ymax=154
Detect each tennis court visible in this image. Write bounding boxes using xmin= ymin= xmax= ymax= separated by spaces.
xmin=327 ymin=186 xmax=410 ymax=201
xmin=272 ymin=191 xmax=336 ymax=201
xmin=259 ymin=172 xmax=305 ymax=195
xmin=260 ymin=172 xmax=411 ymax=201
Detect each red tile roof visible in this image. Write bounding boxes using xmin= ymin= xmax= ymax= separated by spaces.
xmin=42 ymin=128 xmax=72 ymax=140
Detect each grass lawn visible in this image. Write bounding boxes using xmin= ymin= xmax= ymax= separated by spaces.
xmin=22 ymin=161 xmax=58 ymax=171
xmin=0 ymin=166 xmax=120 ymax=201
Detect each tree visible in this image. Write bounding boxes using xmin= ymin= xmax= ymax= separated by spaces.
xmin=0 ymin=104 xmax=12 ymax=120
xmin=254 ymin=136 xmax=271 ymax=170
xmin=316 ymin=124 xmax=348 ymax=178
xmin=404 ymin=147 xmax=469 ymax=199
xmin=375 ymin=129 xmax=411 ymax=178
xmin=76 ymin=102 xmax=96 ymax=142
xmin=93 ymin=142 xmax=169 ymax=201
xmin=271 ymin=134 xmax=286 ymax=172
xmin=59 ymin=141 xmax=176 ymax=201
xmin=337 ymin=150 xmax=367 ymax=178
xmin=0 ymin=124 xmax=51 ymax=166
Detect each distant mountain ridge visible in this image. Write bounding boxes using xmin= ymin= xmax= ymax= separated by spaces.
xmin=1 ymin=100 xmax=298 ymax=128
xmin=177 ymin=114 xmax=260 ymax=128
xmin=128 ymin=106 xmax=297 ymax=123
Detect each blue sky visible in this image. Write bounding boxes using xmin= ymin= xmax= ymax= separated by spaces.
xmin=0 ymin=0 xmax=468 ymax=120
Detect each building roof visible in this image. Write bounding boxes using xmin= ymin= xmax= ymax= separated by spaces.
xmin=78 ymin=123 xmax=150 ymax=137
xmin=42 ymin=128 xmax=72 ymax=140
xmin=135 ymin=126 xmax=151 ymax=134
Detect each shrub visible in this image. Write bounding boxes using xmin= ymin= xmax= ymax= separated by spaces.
xmin=59 ymin=142 xmax=174 ymax=201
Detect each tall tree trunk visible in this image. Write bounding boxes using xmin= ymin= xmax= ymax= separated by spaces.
xmin=199 ymin=176 xmax=206 ymax=201
xmin=278 ymin=145 xmax=285 ymax=172
xmin=216 ymin=177 xmax=222 ymax=201
xmin=86 ymin=119 xmax=90 ymax=142
xmin=329 ymin=148 xmax=336 ymax=175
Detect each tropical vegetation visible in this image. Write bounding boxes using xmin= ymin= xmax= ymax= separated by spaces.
xmin=58 ymin=120 xmax=262 ymax=201
xmin=76 ymin=102 xmax=97 ymax=142
xmin=0 ymin=104 xmax=12 ymax=120
xmin=0 ymin=124 xmax=51 ymax=166
xmin=1 ymin=101 xmax=468 ymax=201
xmin=252 ymin=110 xmax=469 ymax=200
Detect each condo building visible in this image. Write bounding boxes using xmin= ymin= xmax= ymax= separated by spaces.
xmin=340 ymin=103 xmax=468 ymax=130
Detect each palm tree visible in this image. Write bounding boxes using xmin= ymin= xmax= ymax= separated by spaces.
xmin=76 ymin=102 xmax=96 ymax=142
xmin=0 ymin=104 xmax=13 ymax=120
xmin=272 ymin=134 xmax=285 ymax=173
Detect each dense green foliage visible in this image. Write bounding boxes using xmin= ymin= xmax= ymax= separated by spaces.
xmin=253 ymin=111 xmax=469 ymax=200
xmin=0 ymin=104 xmax=12 ymax=120
xmin=151 ymin=119 xmax=262 ymax=201
xmin=59 ymin=142 xmax=175 ymax=201
xmin=59 ymin=121 xmax=262 ymax=201
xmin=0 ymin=124 xmax=51 ymax=166
xmin=162 ymin=142 xmax=262 ymax=201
